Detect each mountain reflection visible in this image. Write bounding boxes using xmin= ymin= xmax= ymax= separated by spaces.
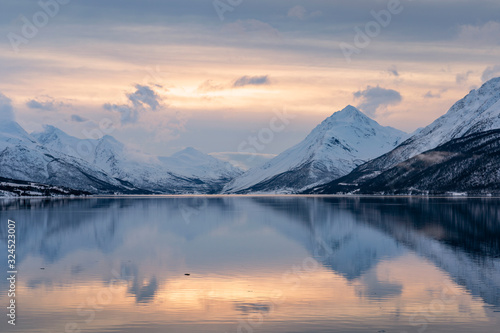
xmin=0 ymin=196 xmax=499 ymax=312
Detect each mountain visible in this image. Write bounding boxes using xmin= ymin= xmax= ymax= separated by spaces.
xmin=312 ymin=129 xmax=500 ymax=195
xmin=32 ymin=125 xmax=242 ymax=194
xmin=309 ymin=77 xmax=500 ymax=193
xmin=0 ymin=120 xmax=38 ymax=148
xmin=209 ymin=152 xmax=277 ymax=171
xmin=0 ymin=121 xmax=143 ymax=194
xmin=223 ymin=106 xmax=407 ymax=194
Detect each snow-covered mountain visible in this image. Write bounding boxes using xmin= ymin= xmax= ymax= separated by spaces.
xmin=313 ymin=129 xmax=500 ymax=195
xmin=223 ymin=106 xmax=407 ymax=194
xmin=0 ymin=121 xmax=141 ymax=194
xmin=375 ymin=77 xmax=500 ymax=165
xmin=310 ymin=77 xmax=500 ymax=193
xmin=32 ymin=125 xmax=242 ymax=194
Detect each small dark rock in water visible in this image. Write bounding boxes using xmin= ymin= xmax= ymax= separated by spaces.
xmin=40 ymin=268 xmax=45 ymax=270
xmin=185 ymin=273 xmax=190 ymax=276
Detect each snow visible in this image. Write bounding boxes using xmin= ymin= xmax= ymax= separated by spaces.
xmin=0 ymin=121 xmax=38 ymax=150
xmin=31 ymin=125 xmax=242 ymax=193
xmin=4 ymin=77 xmax=500 ymax=195
xmin=447 ymin=192 xmax=468 ymax=196
xmin=223 ymin=105 xmax=407 ymax=193
xmin=209 ymin=152 xmax=276 ymax=171
xmin=379 ymin=77 xmax=500 ymax=168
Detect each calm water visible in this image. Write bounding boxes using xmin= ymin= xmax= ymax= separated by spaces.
xmin=0 ymin=196 xmax=499 ymax=333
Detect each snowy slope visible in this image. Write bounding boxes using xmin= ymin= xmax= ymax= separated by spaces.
xmin=223 ymin=106 xmax=407 ymax=194
xmin=365 ymin=128 xmax=500 ymax=194
xmin=314 ymin=129 xmax=500 ymax=195
xmin=160 ymin=147 xmax=242 ymax=180
xmin=0 ymin=122 xmax=141 ymax=194
xmin=395 ymin=77 xmax=500 ymax=159
xmin=0 ymin=121 xmax=38 ymax=149
xmin=324 ymin=77 xmax=500 ymax=188
xmin=33 ymin=126 xmax=242 ymax=194
xmin=308 ymin=77 xmax=500 ymax=194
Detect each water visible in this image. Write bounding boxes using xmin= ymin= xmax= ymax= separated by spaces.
xmin=0 ymin=196 xmax=499 ymax=333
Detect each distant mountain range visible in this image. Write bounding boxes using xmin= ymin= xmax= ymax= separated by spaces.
xmin=1 ymin=77 xmax=500 ymax=196
xmin=0 ymin=122 xmax=241 ymax=196
xmin=33 ymin=125 xmax=242 ymax=194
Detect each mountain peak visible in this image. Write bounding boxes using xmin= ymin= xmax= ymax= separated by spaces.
xmin=36 ymin=124 xmax=63 ymax=135
xmin=181 ymin=146 xmax=200 ymax=154
xmin=341 ymin=105 xmax=362 ymax=114
xmin=477 ymin=76 xmax=500 ymax=96
xmin=326 ymin=105 xmax=372 ymax=126
xmin=100 ymin=134 xmax=121 ymax=144
xmin=0 ymin=120 xmax=35 ymax=147
xmin=446 ymin=76 xmax=500 ymax=118
xmin=332 ymin=105 xmax=364 ymax=117
xmin=42 ymin=124 xmax=58 ymax=132
xmin=172 ymin=147 xmax=204 ymax=158
xmin=33 ymin=125 xmax=77 ymax=144
xmin=482 ymin=76 xmax=500 ymax=87
xmin=223 ymin=105 xmax=406 ymax=194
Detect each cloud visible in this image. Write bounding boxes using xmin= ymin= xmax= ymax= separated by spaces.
xmin=458 ymin=21 xmax=500 ymax=45
xmin=104 ymin=103 xmax=138 ymax=125
xmin=424 ymin=91 xmax=440 ymax=99
xmin=233 ymin=75 xmax=270 ymax=88
xmin=26 ymin=100 xmax=53 ymax=110
xmin=387 ymin=65 xmax=399 ymax=77
xmin=198 ymin=76 xmax=270 ymax=92
xmin=481 ymin=65 xmax=500 ymax=82
xmin=104 ymin=84 xmax=163 ymax=125
xmin=456 ymin=71 xmax=473 ymax=84
xmin=70 ymin=114 xmax=87 ymax=122
xmin=287 ymin=5 xmax=321 ymax=20
xmin=288 ymin=6 xmax=307 ymax=20
xmin=353 ymin=86 xmax=402 ymax=117
xmin=197 ymin=80 xmax=226 ymax=93
xmin=0 ymin=92 xmax=14 ymax=122
xmin=424 ymin=88 xmax=447 ymax=99
xmin=127 ymin=84 xmax=161 ymax=111
xmin=26 ymin=96 xmax=69 ymax=111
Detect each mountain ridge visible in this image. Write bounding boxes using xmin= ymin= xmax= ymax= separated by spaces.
xmin=31 ymin=125 xmax=242 ymax=194
xmin=307 ymin=129 xmax=500 ymax=195
xmin=309 ymin=77 xmax=500 ymax=194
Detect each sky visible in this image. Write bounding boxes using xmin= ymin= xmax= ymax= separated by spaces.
xmin=1 ymin=0 xmax=500 ymax=161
